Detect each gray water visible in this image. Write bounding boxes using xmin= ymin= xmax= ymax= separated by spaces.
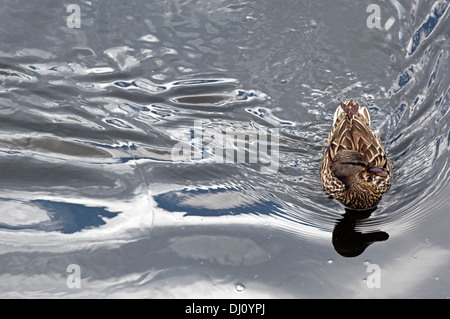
xmin=0 ymin=0 xmax=449 ymax=298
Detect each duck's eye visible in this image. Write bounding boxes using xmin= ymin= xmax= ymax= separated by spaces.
xmin=367 ymin=175 xmax=372 ymax=182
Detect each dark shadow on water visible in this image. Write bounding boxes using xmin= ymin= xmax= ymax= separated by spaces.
xmin=332 ymin=207 xmax=389 ymax=258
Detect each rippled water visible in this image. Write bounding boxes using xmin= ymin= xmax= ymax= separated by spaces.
xmin=0 ymin=0 xmax=449 ymax=298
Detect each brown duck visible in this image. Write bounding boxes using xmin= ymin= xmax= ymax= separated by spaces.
xmin=320 ymin=99 xmax=391 ymax=209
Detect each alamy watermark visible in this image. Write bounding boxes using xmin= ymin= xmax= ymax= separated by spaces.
xmin=66 ymin=264 xmax=81 ymax=289
xmin=66 ymin=4 xmax=81 ymax=29
xmin=171 ymin=120 xmax=279 ymax=174
xmin=366 ymin=262 xmax=381 ymax=288
xmin=366 ymin=3 xmax=396 ymax=31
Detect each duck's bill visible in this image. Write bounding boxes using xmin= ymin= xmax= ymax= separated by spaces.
xmin=367 ymin=166 xmax=388 ymax=177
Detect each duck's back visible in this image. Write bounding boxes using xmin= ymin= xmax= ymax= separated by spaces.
xmin=327 ymin=99 xmax=388 ymax=170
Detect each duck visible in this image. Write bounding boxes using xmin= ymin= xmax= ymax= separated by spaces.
xmin=320 ymin=99 xmax=391 ymax=210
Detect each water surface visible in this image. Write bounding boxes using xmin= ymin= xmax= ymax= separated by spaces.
xmin=0 ymin=0 xmax=449 ymax=298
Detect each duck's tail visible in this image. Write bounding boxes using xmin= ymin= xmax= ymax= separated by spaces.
xmin=333 ymin=99 xmax=371 ymax=127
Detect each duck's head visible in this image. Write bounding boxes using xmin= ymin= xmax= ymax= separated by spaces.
xmin=331 ymin=150 xmax=388 ymax=208
xmin=331 ymin=150 xmax=367 ymax=185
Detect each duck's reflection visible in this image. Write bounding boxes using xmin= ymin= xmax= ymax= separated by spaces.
xmin=332 ymin=207 xmax=389 ymax=257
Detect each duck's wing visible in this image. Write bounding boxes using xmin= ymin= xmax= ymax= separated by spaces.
xmin=326 ymin=101 xmax=356 ymax=161
xmin=327 ymin=100 xmax=389 ymax=171
xmin=351 ymin=106 xmax=389 ymax=170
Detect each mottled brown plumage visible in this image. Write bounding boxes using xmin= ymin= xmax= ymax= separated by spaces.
xmin=321 ymin=99 xmax=391 ymax=209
